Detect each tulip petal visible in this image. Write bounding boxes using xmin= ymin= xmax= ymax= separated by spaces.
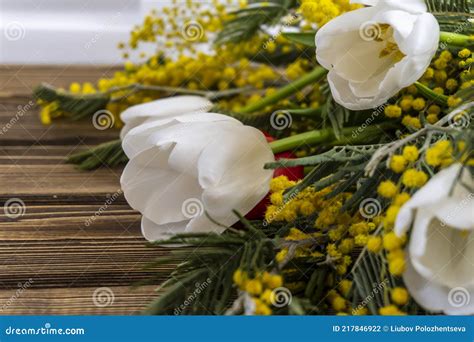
xmin=327 ymin=71 xmax=389 ymax=110
xmin=185 ymin=214 xmax=228 ymax=234
xmin=120 ymin=96 xmax=213 ymax=138
xmin=444 ymin=291 xmax=474 ymax=315
xmin=316 ymin=0 xmax=437 ymax=110
xmin=431 ymin=198 xmax=474 ymax=230
xmin=383 ymin=54 xmax=432 ymax=92
xmin=121 ymin=146 xmax=203 ymax=225
xmin=121 ymin=96 xmax=212 ymax=122
xmin=403 ymin=258 xmax=449 ymax=313
xmin=348 ymin=60 xmax=393 ymax=98
xmin=378 ymin=0 xmax=427 ymax=14
xmin=201 ymin=175 xmax=271 ymax=227
xmin=193 ymin=126 xmax=273 ymax=231
xmin=333 ymin=40 xmax=391 ymax=83
xmin=404 ymin=258 xmax=474 ymax=315
xmin=122 ymin=113 xmax=240 ymax=159
xmin=122 ymin=119 xmax=178 ymax=159
xmin=197 ymin=125 xmax=274 ymax=188
xmin=351 ymin=0 xmax=378 ymax=5
xmin=120 ymin=117 xmax=149 ymax=140
xmin=409 ymin=216 xmax=474 ymax=289
xmin=374 ymin=10 xmax=416 ymax=39
xmin=395 ymin=164 xmax=463 ymax=233
xmin=164 ymin=121 xmax=247 ymax=180
xmin=397 ymin=13 xmax=439 ymax=56
xmin=121 ymin=111 xmax=274 ymax=241
xmin=316 ymin=7 xmax=378 ymax=70
xmin=141 ymin=216 xmax=189 ymax=241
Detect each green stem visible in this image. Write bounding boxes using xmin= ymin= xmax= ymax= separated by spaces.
xmin=439 ymin=31 xmax=473 ymax=47
xmin=270 ymin=129 xmax=333 ymax=154
xmin=414 ymin=82 xmax=448 ymax=106
xmin=107 ymin=83 xmax=256 ymax=101
xmin=283 ymin=107 xmax=324 ymax=117
xmin=239 ymin=67 xmax=328 ymax=114
xmin=269 ymin=124 xmax=391 ymax=154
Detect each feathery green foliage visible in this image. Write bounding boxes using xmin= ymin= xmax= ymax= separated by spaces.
xmin=215 ymin=0 xmax=297 ymax=44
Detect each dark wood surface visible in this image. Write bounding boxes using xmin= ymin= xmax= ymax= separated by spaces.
xmin=0 ymin=65 xmax=164 ymax=314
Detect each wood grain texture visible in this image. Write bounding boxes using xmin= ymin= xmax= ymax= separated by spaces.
xmin=0 ymin=286 xmax=159 ymax=315
xmin=0 ymin=66 xmax=167 ymax=315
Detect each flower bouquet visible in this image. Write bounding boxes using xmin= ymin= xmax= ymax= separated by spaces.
xmin=34 ymin=0 xmax=473 ymax=315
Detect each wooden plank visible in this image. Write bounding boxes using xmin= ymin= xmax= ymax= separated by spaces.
xmin=0 ymin=285 xmax=159 ymax=315
xmin=0 ymin=65 xmax=121 ymax=97
xmin=0 ymin=67 xmax=120 ymax=145
xmin=0 ymin=67 xmax=171 ymax=314
xmin=0 ymin=202 xmax=173 ymax=289
xmin=0 ymin=104 xmax=120 ymax=145
xmin=0 ymin=164 xmax=122 ymax=196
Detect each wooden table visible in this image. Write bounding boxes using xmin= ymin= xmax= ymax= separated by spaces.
xmin=0 ymin=66 xmax=167 ymax=314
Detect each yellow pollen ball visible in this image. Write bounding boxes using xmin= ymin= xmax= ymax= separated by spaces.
xmin=383 ymin=205 xmax=400 ymax=228
xmin=332 ymin=296 xmax=347 ymax=312
xmin=391 ymin=287 xmax=409 ymax=305
xmin=412 ymin=98 xmax=426 ymax=111
xmin=379 ymin=305 xmax=406 ymax=315
xmin=262 ymin=273 xmax=283 ymax=289
xmin=394 ymin=192 xmax=410 ymax=206
xmin=390 ymin=155 xmax=407 ymax=173
xmin=384 ymin=105 xmax=402 ymax=118
xmin=389 ymin=257 xmax=406 ymax=276
xmin=246 ymin=279 xmax=263 ymax=295
xmin=427 ymin=105 xmax=441 ymax=115
xmin=399 ymin=98 xmax=412 ymax=112
xmin=426 ymin=114 xmax=438 ymax=124
xmin=402 ymin=169 xmax=428 ymax=188
xmin=377 ymin=180 xmax=398 ymax=198
xmin=402 ymin=145 xmax=419 ymax=162
xmin=338 ymin=280 xmax=352 ymax=297
xmin=367 ymin=236 xmax=382 ymax=253
xmin=383 ymin=232 xmax=404 ymax=251
xmin=458 ymin=48 xmax=471 ymax=58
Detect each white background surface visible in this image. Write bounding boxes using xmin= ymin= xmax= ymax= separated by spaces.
xmin=0 ymin=0 xmax=171 ymax=65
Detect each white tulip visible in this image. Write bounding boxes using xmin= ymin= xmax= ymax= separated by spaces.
xmin=119 ymin=96 xmax=213 ymax=139
xmin=120 ymin=113 xmax=275 ymax=241
xmin=395 ymin=163 xmax=474 ymax=315
xmin=315 ymin=0 xmax=439 ymax=110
